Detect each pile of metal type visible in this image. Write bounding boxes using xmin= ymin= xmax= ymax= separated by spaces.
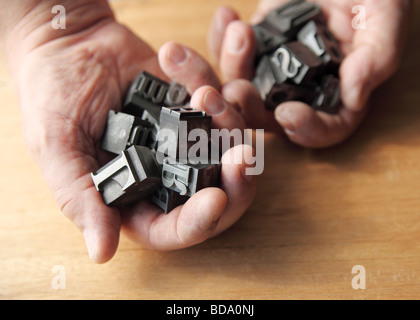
xmin=91 ymin=71 xmax=221 ymax=213
xmin=252 ymin=0 xmax=343 ymax=113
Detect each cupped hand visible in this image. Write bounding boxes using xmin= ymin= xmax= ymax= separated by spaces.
xmin=15 ymin=19 xmax=256 ymax=263
xmin=208 ymin=0 xmax=412 ymax=148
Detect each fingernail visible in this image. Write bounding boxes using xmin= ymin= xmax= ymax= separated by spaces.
xmin=83 ymin=229 xmax=99 ymax=262
xmin=167 ymin=43 xmax=189 ymax=65
xmin=275 ymin=106 xmax=295 ymax=132
xmin=204 ymin=90 xmax=225 ymax=115
xmin=226 ymin=26 xmax=247 ymax=54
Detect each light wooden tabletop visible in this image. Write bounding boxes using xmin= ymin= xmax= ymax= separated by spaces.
xmin=1 ymin=0 xmax=419 ymax=300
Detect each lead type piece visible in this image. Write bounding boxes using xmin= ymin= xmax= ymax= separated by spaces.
xmin=253 ymin=54 xmax=317 ymax=110
xmin=123 ymin=71 xmax=169 ymax=120
xmin=297 ymin=20 xmax=343 ymax=75
xmin=161 ymin=160 xmax=221 ymax=197
xmin=91 ymin=146 xmax=161 ymax=207
xmin=157 ymin=106 xmax=212 ymax=162
xmin=252 ymin=23 xmax=288 ymax=59
xmin=263 ymin=0 xmax=325 ymax=38
xmin=101 ymin=110 xmax=151 ymax=155
xmin=270 ymin=42 xmax=324 ymax=85
xmin=151 ymin=186 xmax=189 ymax=214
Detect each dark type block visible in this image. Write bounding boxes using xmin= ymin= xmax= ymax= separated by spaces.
xmin=311 ymin=75 xmax=341 ymax=114
xmin=123 ymin=72 xmax=190 ymax=121
xmin=141 ymin=109 xmax=161 ymax=150
xmin=161 ymin=160 xmax=221 ymax=197
xmin=165 ymin=81 xmax=190 ymax=107
xmin=252 ymin=23 xmax=288 ymax=59
xmin=253 ymin=55 xmax=278 ymax=100
xmin=264 ymin=0 xmax=326 ymax=38
xmin=156 ymin=107 xmax=212 ymax=162
xmin=143 ymin=117 xmax=160 ymax=150
xmin=268 ymin=83 xmax=317 ymax=110
xmin=134 ymin=71 xmax=169 ymax=104
xmin=124 ymin=71 xmax=169 ymax=107
xmin=122 ymin=71 xmax=170 ymax=120
xmin=297 ymin=20 xmax=343 ymax=75
xmin=270 ymin=41 xmax=324 ymax=85
xmin=101 ymin=110 xmax=151 ymax=155
xmin=253 ymin=55 xmax=282 ymax=108
xmin=91 ymin=146 xmax=161 ymax=207
xmin=151 ymin=186 xmax=189 ymax=214
xmin=253 ymin=55 xmax=318 ymax=109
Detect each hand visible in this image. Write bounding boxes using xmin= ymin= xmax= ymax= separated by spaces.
xmin=208 ymin=0 xmax=412 ymax=148
xmin=5 ymin=3 xmax=256 ymax=263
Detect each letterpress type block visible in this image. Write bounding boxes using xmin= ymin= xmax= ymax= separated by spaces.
xmin=122 ymin=71 xmax=170 ymax=119
xmin=270 ymin=42 xmax=324 ymax=85
xmin=311 ymin=75 xmax=341 ymax=114
xmin=298 ymin=20 xmax=343 ymax=75
xmin=151 ymin=186 xmax=189 ymax=214
xmin=101 ymin=110 xmax=151 ymax=155
xmin=161 ymin=160 xmax=221 ymax=197
xmin=91 ymin=146 xmax=161 ymax=207
xmin=165 ymin=81 xmax=190 ymax=107
xmin=253 ymin=55 xmax=283 ymax=102
xmin=156 ymin=107 xmax=212 ymax=162
xmin=253 ymin=53 xmax=318 ymax=109
xmin=252 ymin=23 xmax=288 ymax=59
xmin=264 ymin=0 xmax=326 ymax=38
xmin=268 ymin=82 xmax=317 ymax=110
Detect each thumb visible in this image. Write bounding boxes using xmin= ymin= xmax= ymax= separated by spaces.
xmin=40 ymin=148 xmax=121 ymax=264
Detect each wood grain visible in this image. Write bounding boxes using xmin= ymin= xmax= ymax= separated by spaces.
xmin=0 ymin=0 xmax=419 ymax=300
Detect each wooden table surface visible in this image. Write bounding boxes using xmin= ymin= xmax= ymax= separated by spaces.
xmin=1 ymin=0 xmax=420 ymax=300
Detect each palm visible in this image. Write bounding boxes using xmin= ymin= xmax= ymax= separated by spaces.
xmin=20 ymin=21 xmax=158 ymax=162
xmin=16 ymin=21 xmax=162 ymax=260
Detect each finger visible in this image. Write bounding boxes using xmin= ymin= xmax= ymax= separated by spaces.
xmin=121 ymin=144 xmax=258 ymax=249
xmin=339 ymin=45 xmax=376 ymax=113
xmin=219 ymin=20 xmax=257 ymax=81
xmin=207 ymin=6 xmax=240 ymax=64
xmin=221 ymin=79 xmax=282 ymax=133
xmin=79 ymin=183 xmax=121 ymax=264
xmin=158 ymin=41 xmax=221 ymax=93
xmin=190 ymin=85 xmax=246 ymax=131
xmin=121 ymin=189 xmax=228 ymax=250
xmin=46 ymin=152 xmax=121 ymax=264
xmin=274 ymin=101 xmax=367 ymax=148
xmin=214 ymin=144 xmax=258 ymax=234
